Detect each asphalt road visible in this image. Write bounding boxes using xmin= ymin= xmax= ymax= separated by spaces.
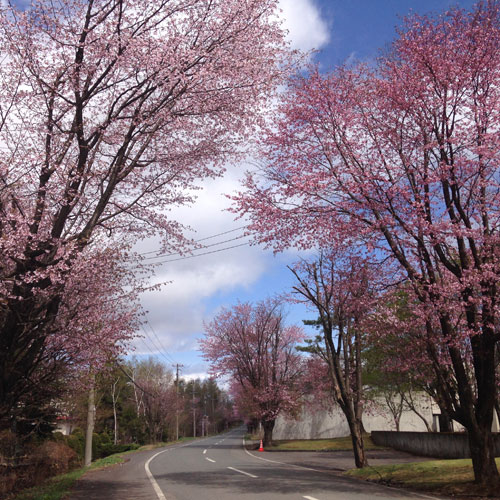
xmin=148 ymin=428 xmax=441 ymax=500
xmin=70 ymin=428 xmax=443 ymax=500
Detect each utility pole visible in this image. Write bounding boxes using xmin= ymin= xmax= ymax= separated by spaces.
xmin=192 ymin=383 xmax=196 ymax=437
xmin=203 ymin=395 xmax=206 ymax=437
xmin=174 ymin=364 xmax=183 ymax=441
xmin=84 ymin=373 xmax=96 ymax=467
xmin=211 ymin=394 xmax=215 ymax=435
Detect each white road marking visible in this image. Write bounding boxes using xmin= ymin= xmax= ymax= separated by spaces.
xmin=203 ymin=449 xmax=207 ymax=454
xmin=303 ymin=496 xmax=320 ymax=500
xmin=241 ymin=437 xmax=440 ymax=500
xmin=145 ymin=439 xmax=203 ymax=500
xmin=227 ymin=466 xmax=258 ymax=478
xmin=206 ymin=457 xmax=216 ymax=463
xmin=242 ymin=437 xmax=320 ymax=472
xmin=145 ymin=451 xmax=168 ymax=500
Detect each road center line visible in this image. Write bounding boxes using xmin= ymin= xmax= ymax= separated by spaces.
xmin=206 ymin=457 xmax=216 ymax=463
xmin=227 ymin=466 xmax=258 ymax=478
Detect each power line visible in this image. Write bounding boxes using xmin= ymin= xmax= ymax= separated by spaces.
xmin=136 ymin=226 xmax=247 ymax=257
xmin=194 ymin=225 xmax=247 ymax=241
xmin=137 ymin=314 xmax=180 ymax=368
xmin=142 ymin=234 xmax=247 ymax=261
xmin=115 ymin=362 xmax=154 ymax=397
xmin=145 ymin=319 xmax=177 ymax=365
xmin=137 ymin=334 xmax=162 ymax=359
xmin=146 ymin=242 xmax=250 ymax=265
xmin=138 ymin=327 xmax=168 ymax=361
xmin=139 ymin=325 xmax=176 ymax=367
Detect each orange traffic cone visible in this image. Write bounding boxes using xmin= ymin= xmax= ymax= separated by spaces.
xmin=258 ymin=439 xmax=264 ymax=452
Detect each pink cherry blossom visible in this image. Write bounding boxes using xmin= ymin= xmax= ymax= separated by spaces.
xmin=0 ymin=0 xmax=292 ymax=431
xmin=200 ymin=298 xmax=305 ymax=446
xmin=233 ymin=2 xmax=500 ymax=485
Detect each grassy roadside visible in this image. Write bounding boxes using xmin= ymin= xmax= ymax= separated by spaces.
xmin=12 ymin=438 xmax=195 ymax=500
xmin=268 ymin=435 xmax=385 ymax=451
xmin=245 ymin=434 xmax=385 ymax=452
xmin=245 ymin=434 xmax=497 ymax=497
xmin=345 ymin=458 xmax=500 ymax=497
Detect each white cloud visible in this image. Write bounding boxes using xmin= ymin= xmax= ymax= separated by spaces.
xmin=130 ymin=0 xmax=332 ymax=362
xmin=138 ymin=244 xmax=267 ymax=343
xmin=279 ymin=0 xmax=330 ymax=52
xmin=132 ymin=162 xmax=314 ymax=360
xmin=132 ymin=169 xmax=271 ymax=356
xmin=182 ymin=372 xmax=210 ymax=382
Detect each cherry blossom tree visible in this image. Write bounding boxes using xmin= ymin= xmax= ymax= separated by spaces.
xmin=233 ymin=2 xmax=500 ymax=485
xmin=0 ymin=0 xmax=291 ymax=431
xmin=2 ymin=243 xmax=141 ymax=434
xmin=200 ymin=299 xmax=305 ymax=446
xmin=50 ymin=245 xmax=140 ymax=373
xmin=290 ymin=250 xmax=379 ymax=468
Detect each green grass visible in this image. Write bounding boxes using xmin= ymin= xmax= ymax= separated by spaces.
xmin=267 ymin=435 xmax=385 ymax=452
xmin=137 ymin=436 xmax=196 ymax=451
xmin=345 ymin=457 xmax=500 ymax=496
xmin=13 ymin=467 xmax=86 ymax=500
xmin=12 ymin=438 xmax=197 ymax=500
xmin=13 ymin=453 xmax=125 ymax=500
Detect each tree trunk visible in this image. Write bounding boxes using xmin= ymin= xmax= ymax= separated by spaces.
xmin=84 ymin=380 xmax=96 ymax=467
xmin=468 ymin=423 xmax=499 ymax=489
xmin=111 ymin=379 xmax=119 ymax=445
xmin=11 ymin=418 xmax=22 ymax=465
xmin=348 ymin=418 xmax=368 ymax=468
xmin=0 ymin=292 xmax=61 ymax=427
xmin=262 ymin=419 xmax=275 ymax=448
xmin=438 ymin=411 xmax=453 ymax=433
xmin=112 ymin=400 xmax=118 ymax=445
xmin=467 ymin=331 xmax=499 ymax=486
xmin=359 ymin=419 xmax=367 ymax=434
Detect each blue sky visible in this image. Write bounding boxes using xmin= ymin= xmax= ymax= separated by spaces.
xmin=132 ymin=0 xmax=479 ymax=380
xmin=313 ymin=0 xmax=476 ymax=68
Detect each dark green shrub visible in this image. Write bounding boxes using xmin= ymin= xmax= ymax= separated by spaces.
xmin=52 ymin=431 xmax=65 ymax=443
xmin=97 ymin=442 xmax=140 ymax=458
xmin=0 ymin=430 xmax=17 ymax=460
xmin=65 ymin=429 xmax=85 ymax=459
xmin=55 ymin=430 xmax=139 ymax=460
xmin=92 ymin=432 xmax=101 ymax=458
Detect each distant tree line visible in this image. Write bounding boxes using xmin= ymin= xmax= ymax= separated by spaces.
xmin=59 ymin=358 xmax=236 ymax=450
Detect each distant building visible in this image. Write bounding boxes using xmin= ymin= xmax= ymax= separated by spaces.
xmin=55 ymin=415 xmax=74 ymax=435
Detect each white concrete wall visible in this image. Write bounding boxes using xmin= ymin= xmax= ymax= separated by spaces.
xmin=273 ymin=394 xmax=459 ymax=440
